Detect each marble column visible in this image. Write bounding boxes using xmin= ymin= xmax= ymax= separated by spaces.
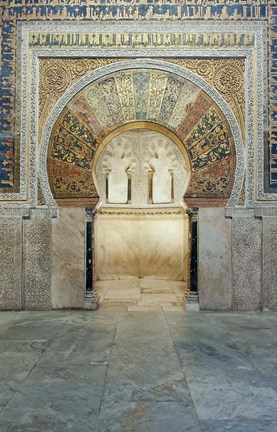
xmin=186 ymin=208 xmax=199 ymax=311
xmin=84 ymin=208 xmax=99 ymax=310
xmin=230 ymin=209 xmax=262 ymax=311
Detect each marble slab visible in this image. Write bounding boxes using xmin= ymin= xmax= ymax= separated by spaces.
xmin=200 ymin=420 xmax=277 ymax=432
xmin=95 ymin=214 xmax=140 ymax=280
xmin=96 ymin=400 xmax=201 ymax=432
xmin=95 ymin=213 xmax=189 ymax=281
xmin=51 ymin=208 xmax=86 ymax=309
xmin=198 ymin=208 xmax=232 ymax=310
xmin=0 ymin=364 xmax=106 ymax=432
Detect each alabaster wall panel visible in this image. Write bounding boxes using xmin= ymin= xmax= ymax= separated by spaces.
xmin=262 ymin=217 xmax=277 ymax=310
xmin=232 ymin=214 xmax=262 ymax=310
xmin=198 ymin=208 xmax=232 ymax=310
xmin=51 ymin=208 xmax=86 ymax=309
xmin=23 ymin=209 xmax=52 ymax=310
xmin=0 ymin=217 xmax=23 ymax=310
xmin=140 ymin=214 xmax=188 ymax=280
xmin=95 ymin=214 xmax=140 ymax=280
xmin=95 ymin=213 xmax=188 ymax=281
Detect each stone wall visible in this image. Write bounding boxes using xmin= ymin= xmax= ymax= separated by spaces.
xmin=0 ymin=208 xmax=52 ymax=311
xmin=0 ymin=206 xmax=276 ymax=311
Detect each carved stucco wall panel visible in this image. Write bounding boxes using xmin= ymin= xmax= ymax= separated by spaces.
xmin=39 ymin=58 xmax=123 ymax=140
xmin=23 ymin=209 xmax=52 ymax=310
xmin=95 ymin=129 xmax=189 ymax=208
xmin=262 ymin=217 xmax=277 ymax=310
xmin=232 ymin=213 xmax=262 ymax=311
xmin=165 ymin=58 xmax=245 ymax=139
xmin=0 ymin=217 xmax=23 ymax=310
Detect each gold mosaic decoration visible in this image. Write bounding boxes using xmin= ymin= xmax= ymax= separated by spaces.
xmin=165 ymin=58 xmax=245 ymax=140
xmin=46 ymin=68 xmax=236 ymax=206
xmin=39 ymin=57 xmax=245 ymax=141
xmin=39 ymin=58 xmax=123 ymax=139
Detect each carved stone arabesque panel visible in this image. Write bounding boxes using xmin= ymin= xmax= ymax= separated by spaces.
xmin=232 ymin=215 xmax=262 ymax=310
xmin=39 ymin=58 xmax=122 ymax=139
xmin=23 ymin=209 xmax=52 ymax=310
xmin=165 ymin=58 xmax=245 ymax=139
xmin=95 ymin=129 xmax=188 ymax=208
xmin=0 ymin=217 xmax=22 ymax=310
xmin=262 ymin=217 xmax=277 ymax=310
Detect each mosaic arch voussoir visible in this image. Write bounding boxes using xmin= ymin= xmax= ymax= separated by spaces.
xmin=41 ymin=60 xmax=244 ymax=208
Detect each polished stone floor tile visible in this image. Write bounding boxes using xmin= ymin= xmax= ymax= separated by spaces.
xmin=38 ymin=313 xmax=118 ymax=366
xmin=0 ymin=310 xmax=276 ymax=431
xmin=0 ymin=364 xmax=106 ymax=432
xmin=96 ymin=278 xmax=187 ymax=310
xmin=115 ymin=311 xmax=171 ymax=342
xmin=164 ymin=312 xmax=277 ymax=421
xmin=0 ymin=353 xmax=42 ymax=413
xmin=200 ymin=420 xmax=277 ymax=432
xmin=96 ymin=401 xmax=201 ymax=432
xmin=103 ymin=341 xmax=190 ymax=402
xmin=185 ymin=368 xmax=277 ymax=421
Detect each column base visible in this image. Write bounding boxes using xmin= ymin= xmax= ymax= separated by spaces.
xmin=84 ymin=290 xmax=100 ymax=310
xmin=186 ymin=292 xmax=199 ymax=311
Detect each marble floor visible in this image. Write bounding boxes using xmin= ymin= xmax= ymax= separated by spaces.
xmin=0 ymin=310 xmax=277 ymax=432
xmin=95 ymin=278 xmax=189 ymax=311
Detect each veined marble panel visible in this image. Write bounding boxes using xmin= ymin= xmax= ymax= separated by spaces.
xmin=198 ymin=208 xmax=232 ymax=310
xmin=95 ymin=214 xmax=140 ymax=280
xmin=95 ymin=212 xmax=189 ymax=281
xmin=139 ymin=214 xmax=188 ymax=281
xmin=51 ymin=208 xmax=86 ymax=309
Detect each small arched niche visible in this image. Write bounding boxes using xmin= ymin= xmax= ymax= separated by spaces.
xmin=94 ymin=123 xmax=191 ymax=208
xmin=93 ymin=123 xmax=191 ymax=286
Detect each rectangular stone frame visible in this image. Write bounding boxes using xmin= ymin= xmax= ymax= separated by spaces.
xmin=1 ymin=20 xmax=272 ymax=209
